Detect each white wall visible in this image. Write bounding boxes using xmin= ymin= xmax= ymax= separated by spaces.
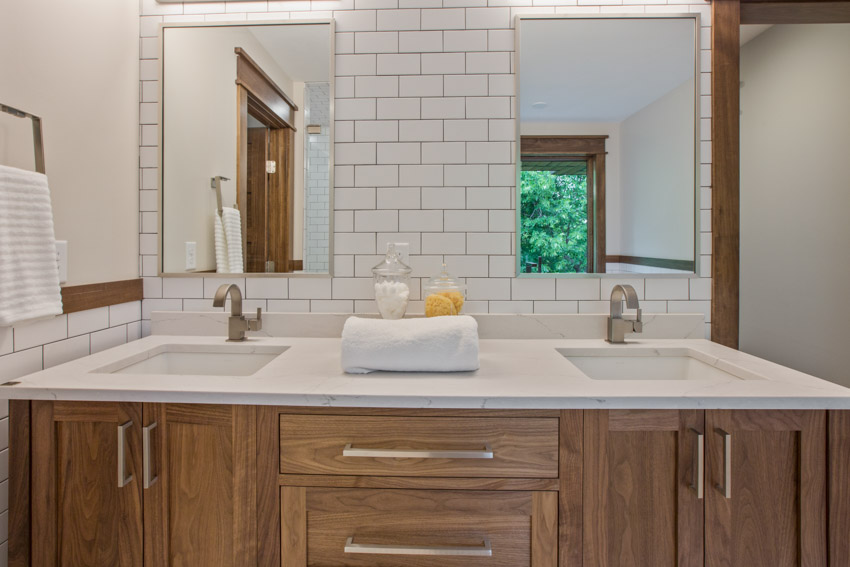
xmin=0 ymin=0 xmax=139 ymax=286
xmin=619 ymin=79 xmax=695 ymax=261
xmin=740 ymin=24 xmax=850 ymax=387
xmin=161 ymin=26 xmax=295 ymax=272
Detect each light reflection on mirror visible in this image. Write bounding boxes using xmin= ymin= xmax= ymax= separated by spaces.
xmin=517 ymin=16 xmax=699 ymax=276
xmin=160 ymin=22 xmax=333 ymax=275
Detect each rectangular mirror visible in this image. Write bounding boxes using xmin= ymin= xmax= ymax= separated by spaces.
xmin=160 ymin=21 xmax=333 ymax=275
xmin=517 ymin=15 xmax=699 ymax=276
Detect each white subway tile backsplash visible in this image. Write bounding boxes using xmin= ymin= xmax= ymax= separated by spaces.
xmin=422 ymin=186 xmax=466 ymax=209
xmin=467 ymin=232 xmax=511 ymax=254
xmin=399 ymin=210 xmax=444 ymax=232
xmin=377 ymin=187 xmax=421 ymax=208
xmin=334 ymin=232 xmax=377 ymax=254
xmin=336 ymin=187 xmax=377 ymax=209
xmin=511 ymin=278 xmax=556 ymax=300
xmin=421 ymin=97 xmax=466 ymax=119
xmin=377 ymin=53 xmax=421 ymax=74
xmin=422 ymin=232 xmax=467 ymax=254
xmin=268 ymin=299 xmax=311 ymax=312
xmin=444 ymin=119 xmax=488 ymax=141
xmin=43 ymin=336 xmax=90 ymax=369
xmin=466 ymin=97 xmax=510 ymax=118
xmin=465 ymin=52 xmax=510 ymax=74
xmin=467 ymin=141 xmax=511 ymax=164
xmin=376 ymin=9 xmax=421 ymax=30
xmin=421 ymin=53 xmax=466 ymax=75
xmin=334 ymin=9 xmax=378 ymax=31
xmin=444 ymin=74 xmax=488 ymax=96
xmin=399 ymin=75 xmax=443 ymax=96
xmin=465 ymin=7 xmax=511 ymax=29
xmin=377 ymin=98 xmax=421 ymax=119
xmin=110 ymin=302 xmax=143 ymax=328
xmin=556 ymin=279 xmax=601 ymax=301
xmin=355 ymin=209 xmax=400 ymax=231
xmin=90 ymin=326 xmax=128 ymax=354
xmin=246 ymin=278 xmax=288 ymax=299
xmin=444 ymin=30 xmax=488 ymax=52
xmin=645 ymin=278 xmax=690 ymax=300
xmin=487 ymin=29 xmax=514 ymax=51
xmin=399 ymin=30 xmax=443 ymax=52
xmin=355 ymin=31 xmax=400 ymax=53
xmin=445 ymin=164 xmax=488 ymax=186
xmin=163 ymin=277 xmax=204 ymax=299
xmin=355 ymin=165 xmax=399 ymax=186
xmin=68 ymin=307 xmax=109 ymax=337
xmin=14 ymin=315 xmax=67 ymax=352
xmin=336 ymin=54 xmax=377 ymax=76
xmin=399 ymin=165 xmax=443 ymax=186
xmin=336 ymin=98 xmax=377 ymax=120
xmin=467 ymin=277 xmax=511 ymax=300
xmin=422 ymin=142 xmax=466 ymax=164
xmin=421 ymin=8 xmax=465 ymax=30
xmin=445 ymin=210 xmax=488 ymax=232
xmin=289 ymin=278 xmax=333 ymax=299
xmin=355 ymin=120 xmax=399 ymax=142
xmin=467 ymin=186 xmax=511 ymax=209
xmin=399 ymin=120 xmax=443 ymax=141
xmin=444 ymin=255 xmax=489 ymax=277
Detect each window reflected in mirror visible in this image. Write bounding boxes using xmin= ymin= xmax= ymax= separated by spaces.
xmin=517 ymin=16 xmax=699 ymax=275
xmin=160 ymin=22 xmax=333 ymax=275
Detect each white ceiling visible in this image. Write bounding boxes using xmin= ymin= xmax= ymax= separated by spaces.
xmin=520 ymin=18 xmax=696 ymax=123
xmin=249 ymin=24 xmax=330 ymax=83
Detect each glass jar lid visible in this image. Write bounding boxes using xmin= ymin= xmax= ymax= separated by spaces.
xmin=424 ymin=262 xmax=465 ymax=292
xmin=371 ymin=243 xmax=412 ymax=276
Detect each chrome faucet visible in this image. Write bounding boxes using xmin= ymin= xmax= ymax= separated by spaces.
xmin=213 ymin=283 xmax=262 ymax=341
xmin=607 ymin=284 xmax=643 ymax=343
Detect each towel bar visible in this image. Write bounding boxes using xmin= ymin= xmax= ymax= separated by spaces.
xmin=1 ymin=103 xmax=45 ymax=174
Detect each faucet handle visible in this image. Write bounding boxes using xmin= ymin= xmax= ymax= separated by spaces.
xmin=248 ymin=308 xmax=263 ymax=332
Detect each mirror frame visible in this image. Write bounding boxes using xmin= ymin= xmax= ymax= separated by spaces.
xmin=157 ymin=19 xmax=336 ymax=278
xmin=514 ymin=13 xmax=702 ymax=279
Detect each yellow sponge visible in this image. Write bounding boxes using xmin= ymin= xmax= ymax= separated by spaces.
xmin=425 ymin=293 xmax=455 ymax=317
xmin=439 ymin=291 xmax=464 ymax=314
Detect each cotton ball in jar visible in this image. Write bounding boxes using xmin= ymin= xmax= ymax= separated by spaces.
xmin=374 ymin=280 xmax=410 ymax=320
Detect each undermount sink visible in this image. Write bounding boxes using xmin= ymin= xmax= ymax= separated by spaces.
xmin=94 ymin=344 xmax=288 ymax=376
xmin=557 ymin=347 xmax=764 ymax=382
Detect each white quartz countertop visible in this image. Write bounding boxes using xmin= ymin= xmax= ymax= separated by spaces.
xmin=3 ymin=335 xmax=850 ymax=409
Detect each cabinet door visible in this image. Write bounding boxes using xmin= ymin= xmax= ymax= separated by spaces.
xmin=144 ymin=403 xmax=257 ymax=567
xmin=705 ymin=410 xmax=827 ymax=567
xmin=30 ymin=401 xmax=143 ymax=567
xmin=583 ymin=409 xmax=704 ymax=567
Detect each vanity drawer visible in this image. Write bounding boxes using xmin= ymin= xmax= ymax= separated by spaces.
xmin=279 ymin=415 xmax=559 ymax=478
xmin=281 ymin=487 xmax=558 ymax=567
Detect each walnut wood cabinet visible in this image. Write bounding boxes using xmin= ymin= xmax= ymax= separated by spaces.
xmin=8 ymin=403 xmax=849 ymax=567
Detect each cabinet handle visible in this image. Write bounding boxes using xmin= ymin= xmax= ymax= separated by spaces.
xmin=342 ymin=443 xmax=493 ymax=460
xmin=344 ymin=537 xmax=492 ymax=557
xmin=689 ymin=428 xmax=704 ymax=499
xmin=715 ymin=428 xmax=732 ymax=499
xmin=143 ymin=421 xmax=158 ymax=489
xmin=117 ymin=420 xmax=134 ymax=488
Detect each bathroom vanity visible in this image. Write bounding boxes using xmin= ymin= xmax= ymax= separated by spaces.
xmin=4 ymin=324 xmax=850 ymax=567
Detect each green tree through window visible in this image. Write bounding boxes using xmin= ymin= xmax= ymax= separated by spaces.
xmin=520 ymin=163 xmax=588 ymax=273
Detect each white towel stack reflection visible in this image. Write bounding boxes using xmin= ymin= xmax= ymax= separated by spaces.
xmin=220 ymin=207 xmax=244 ymax=273
xmin=341 ymin=316 xmax=480 ymax=374
xmin=0 ymin=165 xmax=63 ymax=326
xmin=214 ymin=212 xmax=229 ymax=273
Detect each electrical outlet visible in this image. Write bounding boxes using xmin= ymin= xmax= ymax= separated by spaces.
xmin=185 ymin=241 xmax=197 ymax=271
xmin=55 ymin=240 xmax=68 ymax=284
xmin=392 ymin=242 xmax=410 ymax=265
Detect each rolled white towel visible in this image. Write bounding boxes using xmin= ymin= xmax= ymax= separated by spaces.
xmin=220 ymin=207 xmax=244 ymax=273
xmin=341 ymin=315 xmax=480 ymax=374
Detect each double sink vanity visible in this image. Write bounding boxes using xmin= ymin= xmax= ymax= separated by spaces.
xmin=4 ymin=307 xmax=850 ymax=567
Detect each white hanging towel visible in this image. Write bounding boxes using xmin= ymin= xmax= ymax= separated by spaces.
xmin=0 ymin=165 xmax=63 ymax=326
xmin=220 ymin=206 xmax=244 ymax=273
xmin=214 ymin=211 xmax=229 ymax=273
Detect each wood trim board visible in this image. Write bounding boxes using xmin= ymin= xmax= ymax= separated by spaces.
xmin=60 ymin=278 xmax=143 ymax=314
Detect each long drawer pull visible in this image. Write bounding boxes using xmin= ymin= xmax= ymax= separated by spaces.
xmin=715 ymin=428 xmax=732 ymax=499
xmin=143 ymin=421 xmax=158 ymax=489
xmin=342 ymin=443 xmax=494 ymax=460
xmin=117 ymin=420 xmax=134 ymax=488
xmin=689 ymin=428 xmax=704 ymax=499
xmin=344 ymin=537 xmax=492 ymax=557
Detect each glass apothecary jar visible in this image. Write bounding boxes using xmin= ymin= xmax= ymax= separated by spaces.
xmin=423 ymin=263 xmax=466 ymax=317
xmin=371 ymin=243 xmax=413 ymax=320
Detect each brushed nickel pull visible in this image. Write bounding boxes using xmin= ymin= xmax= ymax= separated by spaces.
xmin=344 ymin=537 xmax=492 ymax=557
xmin=117 ymin=421 xmax=134 ymax=488
xmin=342 ymin=443 xmax=493 ymax=460
xmin=689 ymin=428 xmax=704 ymax=499
xmin=143 ymin=421 xmax=158 ymax=489
xmin=715 ymin=428 xmax=732 ymax=499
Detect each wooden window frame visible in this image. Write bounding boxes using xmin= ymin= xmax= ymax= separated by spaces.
xmin=520 ymin=136 xmax=608 ymax=274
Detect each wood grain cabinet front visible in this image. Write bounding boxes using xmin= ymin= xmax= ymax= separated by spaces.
xmin=279 ymin=414 xmax=560 ymax=478
xmin=280 ymin=487 xmax=558 ymax=567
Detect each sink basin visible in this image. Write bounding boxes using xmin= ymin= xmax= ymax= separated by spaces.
xmin=94 ymin=344 xmax=288 ymax=376
xmin=557 ymin=347 xmax=763 ymax=382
